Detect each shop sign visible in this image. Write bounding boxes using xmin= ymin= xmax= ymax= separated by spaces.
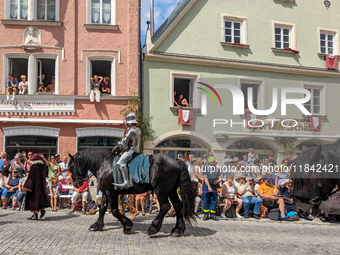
xmin=0 ymin=98 xmax=74 ymax=112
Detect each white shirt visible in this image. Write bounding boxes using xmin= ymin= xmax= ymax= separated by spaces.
xmin=220 ymin=182 xmax=236 ymax=199
xmin=59 ymin=162 xmax=69 ymax=179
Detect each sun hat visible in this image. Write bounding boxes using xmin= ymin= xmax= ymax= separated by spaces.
xmin=256 ymin=175 xmax=265 ymax=182
xmin=12 ymin=169 xmax=18 ymax=173
xmin=224 ymin=158 xmax=233 ymax=163
xmin=31 ymin=153 xmax=42 ymax=161
xmin=235 ymin=173 xmax=245 ymax=180
xmin=207 ymin=157 xmax=216 ymax=163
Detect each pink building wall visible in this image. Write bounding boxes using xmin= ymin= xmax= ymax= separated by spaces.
xmin=0 ymin=0 xmax=139 ymax=158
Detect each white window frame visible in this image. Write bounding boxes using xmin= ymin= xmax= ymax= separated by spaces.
xmin=86 ymin=55 xmax=116 ymax=96
xmin=86 ymin=0 xmax=116 ymax=25
xmin=170 ymin=71 xmax=200 ymax=109
xmin=221 ymin=14 xmax=247 ymax=45
xmin=318 ymin=28 xmax=338 ymax=55
xmin=303 ymin=83 xmax=326 ymax=116
xmin=238 ymin=77 xmax=265 ymax=112
xmin=272 ymin=21 xmax=296 ymax=50
xmin=4 ymin=0 xmax=59 ymax=21
xmin=6 ymin=0 xmax=29 ymax=20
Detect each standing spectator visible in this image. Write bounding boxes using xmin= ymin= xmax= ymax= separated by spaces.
xmin=55 ymin=154 xmax=61 ymax=164
xmin=0 ymin=151 xmax=11 ymax=168
xmin=240 ymin=154 xmax=248 ymax=167
xmin=23 ymin=151 xmax=33 ymax=172
xmin=268 ymin=154 xmax=277 ymax=166
xmin=1 ymin=169 xmax=20 ymax=209
xmin=248 ymin=148 xmax=255 ymax=164
xmin=23 ymin=153 xmax=50 ymax=220
xmin=90 ymin=75 xmax=103 ymax=103
xmin=46 ymin=77 xmax=55 ymax=92
xmin=202 ymin=157 xmax=221 ymax=221
xmin=16 ymin=171 xmax=29 ymax=210
xmin=235 ymin=173 xmax=262 ymax=219
xmin=101 ymin=77 xmax=111 ymax=94
xmin=38 ymin=82 xmax=46 ymax=92
xmin=0 ymin=159 xmax=11 ymax=181
xmin=18 ymin=75 xmax=28 ymax=94
xmin=220 ymin=174 xmax=243 ymax=219
xmin=202 ymin=154 xmax=208 ymax=164
xmin=261 ymin=158 xmax=270 ymax=174
xmin=10 ymin=154 xmax=25 ymax=178
xmin=275 ymin=159 xmax=289 ymax=187
xmin=49 ymin=176 xmax=59 ymax=211
xmin=135 ymin=192 xmax=148 ymax=216
xmin=258 ymin=177 xmax=292 ymax=221
xmin=58 ymin=176 xmax=68 ymax=207
xmin=59 ymin=156 xmax=69 ymax=179
xmin=6 ymin=74 xmax=18 ymax=100
xmin=71 ymin=178 xmax=89 ymax=214
xmin=251 ymin=159 xmax=262 ymax=176
xmin=41 ymin=154 xmax=60 ymax=181
xmin=186 ymin=154 xmax=193 ymax=169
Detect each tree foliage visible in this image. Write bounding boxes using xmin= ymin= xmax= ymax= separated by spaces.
xmin=120 ymin=94 xmax=156 ymax=147
xmin=279 ymin=137 xmax=299 ymax=157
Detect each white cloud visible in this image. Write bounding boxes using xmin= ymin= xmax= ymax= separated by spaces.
xmin=141 ymin=0 xmax=179 ymax=44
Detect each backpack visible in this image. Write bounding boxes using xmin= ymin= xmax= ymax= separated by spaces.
xmin=86 ymin=200 xmax=96 ymax=211
xmin=268 ymin=208 xmax=280 ymax=221
xmin=225 ymin=206 xmax=237 ymax=218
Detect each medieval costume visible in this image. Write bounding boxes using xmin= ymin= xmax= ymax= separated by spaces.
xmin=112 ymin=112 xmax=141 ymax=189
xmin=23 ymin=153 xmax=50 ymax=220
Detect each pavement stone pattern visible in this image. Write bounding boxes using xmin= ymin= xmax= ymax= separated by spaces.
xmin=0 ymin=209 xmax=340 ymax=255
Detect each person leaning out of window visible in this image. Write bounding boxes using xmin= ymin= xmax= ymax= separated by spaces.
xmin=90 ymin=75 xmax=103 ymax=103
xmin=101 ymin=77 xmax=111 ymax=94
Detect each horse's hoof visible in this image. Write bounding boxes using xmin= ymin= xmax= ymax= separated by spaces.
xmin=89 ymin=223 xmax=103 ymax=231
xmin=148 ymin=225 xmax=159 ymax=236
xmin=123 ymin=224 xmax=133 ymax=234
xmin=89 ymin=227 xmax=99 ymax=231
xmin=170 ymin=228 xmax=181 ymax=237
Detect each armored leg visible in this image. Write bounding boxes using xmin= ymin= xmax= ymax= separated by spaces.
xmin=112 ymin=151 xmax=133 ymax=189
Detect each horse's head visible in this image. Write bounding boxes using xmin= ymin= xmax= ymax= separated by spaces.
xmin=292 ymin=144 xmax=340 ymax=215
xmin=68 ymin=153 xmax=86 ymax=188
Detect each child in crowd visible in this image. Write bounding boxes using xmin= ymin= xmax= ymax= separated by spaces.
xmin=58 ymin=176 xmax=68 ymax=207
xmin=254 ymin=175 xmax=264 ymax=198
xmin=49 ymin=176 xmax=59 ymax=211
xmin=18 ymin=75 xmax=28 ymax=95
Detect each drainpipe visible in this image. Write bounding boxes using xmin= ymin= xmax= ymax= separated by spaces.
xmin=138 ymin=0 xmax=143 ymax=110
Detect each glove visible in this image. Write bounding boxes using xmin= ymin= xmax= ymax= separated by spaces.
xmin=112 ymin=145 xmax=121 ymax=154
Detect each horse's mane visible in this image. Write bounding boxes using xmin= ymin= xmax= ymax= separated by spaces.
xmin=73 ymin=149 xmax=112 ymax=177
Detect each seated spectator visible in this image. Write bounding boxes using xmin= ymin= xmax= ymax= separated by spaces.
xmin=23 ymin=151 xmax=33 ymax=172
xmin=0 ymin=151 xmax=11 ymax=168
xmin=176 ymin=93 xmax=189 ymax=107
xmin=59 ymin=156 xmax=69 ymax=180
xmin=135 ymin=192 xmax=148 ymax=216
xmin=251 ymin=159 xmax=262 ymax=176
xmin=240 ymin=154 xmax=248 ymax=167
xmin=280 ymin=178 xmax=293 ymax=212
xmin=90 ymin=75 xmax=103 ymax=103
xmin=174 ymin=91 xmax=181 ymax=107
xmin=38 ymin=82 xmax=46 ymax=92
xmin=10 ymin=154 xmax=25 ymax=178
xmin=46 ymin=78 xmax=55 ymax=93
xmin=0 ymin=158 xmax=11 ymax=181
xmin=275 ymin=159 xmax=289 ymax=187
xmin=220 ymin=174 xmax=243 ymax=219
xmin=248 ymin=148 xmax=255 ymax=165
xmin=264 ymin=170 xmax=276 ymax=185
xmin=268 ymin=154 xmax=277 ymax=166
xmin=71 ymin=178 xmax=88 ymax=214
xmin=1 ymin=169 xmax=21 ymax=209
xmin=101 ymin=77 xmax=111 ymax=94
xmin=6 ymin=74 xmax=18 ymax=100
xmin=254 ymin=175 xmax=264 ymax=198
xmin=16 ymin=171 xmax=29 ymax=210
xmin=18 ymin=75 xmax=28 ymax=95
xmin=235 ymin=173 xmax=262 ymax=219
xmin=192 ymin=181 xmax=202 ymax=214
xmin=258 ymin=177 xmax=292 ymax=221
xmin=49 ymin=176 xmax=59 ymax=212
xmin=65 ymin=176 xmax=73 ymax=205
xmin=0 ymin=169 xmax=5 ymax=197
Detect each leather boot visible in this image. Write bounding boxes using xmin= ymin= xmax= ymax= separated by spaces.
xmin=113 ymin=209 xmax=125 ymax=221
xmin=127 ymin=205 xmax=139 ymax=221
xmin=28 ymin=213 xmax=38 ymax=220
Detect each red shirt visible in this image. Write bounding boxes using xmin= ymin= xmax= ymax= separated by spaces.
xmin=78 ymin=181 xmax=88 ymax=193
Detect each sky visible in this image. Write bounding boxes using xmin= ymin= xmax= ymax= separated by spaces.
xmin=141 ymin=0 xmax=180 ymax=44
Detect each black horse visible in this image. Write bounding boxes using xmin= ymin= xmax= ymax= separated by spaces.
xmin=69 ymin=149 xmax=196 ymax=236
xmin=291 ymin=143 xmax=340 ymax=216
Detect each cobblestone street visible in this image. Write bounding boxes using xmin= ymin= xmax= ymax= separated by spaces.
xmin=1 ymin=209 xmax=340 ymax=255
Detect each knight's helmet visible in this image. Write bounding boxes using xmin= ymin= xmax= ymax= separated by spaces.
xmin=125 ymin=112 xmax=138 ymax=125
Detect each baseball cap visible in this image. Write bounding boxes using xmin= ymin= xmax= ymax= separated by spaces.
xmin=264 ymin=175 xmax=271 ymax=181
xmin=55 ymin=154 xmax=60 ymax=157
xmin=249 ymin=148 xmax=254 ymax=151
xmin=207 ymin=157 xmax=216 ymax=163
xmin=178 ymin=154 xmax=183 ymax=158
xmin=268 ymin=154 xmax=274 ymax=157
xmin=58 ymin=175 xmax=64 ymax=180
xmin=224 ymin=158 xmax=233 ymax=163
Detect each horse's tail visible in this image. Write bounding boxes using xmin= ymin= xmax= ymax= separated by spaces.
xmin=176 ymin=159 xmax=197 ymax=226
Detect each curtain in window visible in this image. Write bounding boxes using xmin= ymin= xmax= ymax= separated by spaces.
xmin=20 ymin=0 xmax=28 ymax=19
xmin=102 ymin=0 xmax=111 ymax=24
xmin=10 ymin=0 xmax=18 ymax=19
xmin=37 ymin=0 xmax=45 ymax=20
xmin=91 ymin=0 xmax=100 ymax=24
xmin=47 ymin=0 xmax=55 ymax=21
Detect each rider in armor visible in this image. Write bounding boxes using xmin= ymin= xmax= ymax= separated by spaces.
xmin=112 ymin=112 xmax=141 ymax=189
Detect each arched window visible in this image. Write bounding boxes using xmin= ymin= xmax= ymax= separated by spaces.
xmin=226 ymin=139 xmax=274 ymax=160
